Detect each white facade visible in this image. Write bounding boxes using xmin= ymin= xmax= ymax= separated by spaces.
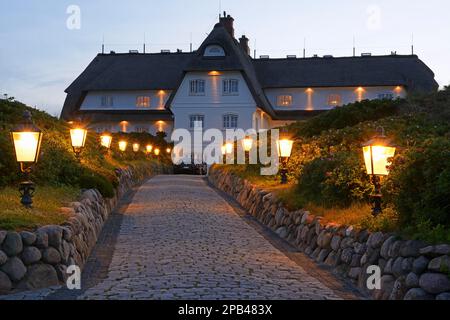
xmin=265 ymin=86 xmax=406 ymax=111
xmin=171 ymin=71 xmax=258 ymax=134
xmin=80 ymin=90 xmax=171 ymax=111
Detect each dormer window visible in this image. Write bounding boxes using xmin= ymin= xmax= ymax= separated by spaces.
xmin=327 ymin=94 xmax=342 ymax=107
xmin=204 ymin=45 xmax=225 ymax=57
xmin=277 ymin=95 xmax=293 ymax=107
xmin=136 ymin=96 xmax=150 ymax=108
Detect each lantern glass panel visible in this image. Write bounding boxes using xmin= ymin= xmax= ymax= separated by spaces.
xmin=12 ymin=132 xmax=42 ymax=163
xmin=363 ymin=145 xmax=396 ymax=176
xmin=70 ymin=129 xmax=87 ymax=148
xmin=100 ymin=135 xmax=112 ymax=149
xmin=277 ymin=139 xmax=294 ymax=158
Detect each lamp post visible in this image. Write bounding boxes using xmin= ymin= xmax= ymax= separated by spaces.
xmin=10 ymin=111 xmax=43 ymax=208
xmin=242 ymin=136 xmax=253 ymax=164
xmin=363 ymin=127 xmax=396 ymax=216
xmin=100 ymin=131 xmax=113 ymax=150
xmin=69 ymin=121 xmax=87 ymax=161
xmin=277 ymin=136 xmax=294 ymax=184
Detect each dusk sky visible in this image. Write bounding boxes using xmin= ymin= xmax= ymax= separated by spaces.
xmin=1 ymin=0 xmax=449 ymax=116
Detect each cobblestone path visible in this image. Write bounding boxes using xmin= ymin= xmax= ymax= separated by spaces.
xmin=77 ymin=175 xmax=343 ymax=300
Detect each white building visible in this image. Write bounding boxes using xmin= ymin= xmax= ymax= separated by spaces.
xmin=61 ymin=13 xmax=437 ymax=144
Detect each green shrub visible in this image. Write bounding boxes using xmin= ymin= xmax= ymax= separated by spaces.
xmin=297 ymin=152 xmax=372 ymax=208
xmin=78 ymin=172 xmax=115 ymax=198
xmin=384 ymin=137 xmax=450 ymax=229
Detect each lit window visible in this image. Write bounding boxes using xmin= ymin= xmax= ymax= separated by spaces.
xmin=101 ymin=96 xmax=113 ymax=107
xmin=377 ymin=93 xmax=394 ymax=100
xmin=328 ymin=94 xmax=342 ymax=107
xmin=277 ymin=95 xmax=293 ymax=107
xmin=204 ymin=45 xmax=225 ymax=57
xmin=189 ymin=80 xmax=206 ymax=96
xmin=136 ymin=96 xmax=151 ymax=108
xmin=190 ymin=115 xmax=204 ymax=128
xmin=223 ymin=79 xmax=239 ymax=95
xmin=223 ymin=114 xmax=238 ymax=129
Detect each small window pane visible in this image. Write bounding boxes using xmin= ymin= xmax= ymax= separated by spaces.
xmin=189 ymin=80 xmax=206 ymax=95
xmin=223 ymin=79 xmax=239 ymax=95
xmin=136 ymin=96 xmax=151 ymax=108
xmin=101 ymin=96 xmax=113 ymax=107
xmin=223 ymin=114 xmax=238 ymax=129
xmin=327 ymin=94 xmax=342 ymax=107
xmin=190 ymin=115 xmax=204 ymax=128
xmin=277 ymin=95 xmax=293 ymax=107
xmin=377 ymin=93 xmax=394 ymax=100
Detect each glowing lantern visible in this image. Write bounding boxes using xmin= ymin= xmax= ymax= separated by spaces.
xmin=119 ymin=140 xmax=128 ymax=152
xmin=69 ymin=120 xmax=87 ymax=161
xmin=277 ymin=133 xmax=294 ymax=184
xmin=100 ymin=132 xmax=112 ymax=149
xmin=154 ymin=148 xmax=160 ymax=156
xmin=225 ymin=143 xmax=233 ymax=154
xmin=166 ymin=148 xmax=172 ymax=154
xmin=146 ymin=145 xmax=153 ymax=154
xmin=242 ymin=137 xmax=253 ymax=152
xmin=132 ymin=143 xmax=140 ymax=153
xmin=10 ymin=111 xmax=43 ymax=207
xmin=362 ymin=127 xmax=397 ymax=216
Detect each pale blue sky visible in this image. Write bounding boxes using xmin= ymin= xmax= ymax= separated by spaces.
xmin=1 ymin=0 xmax=449 ymax=116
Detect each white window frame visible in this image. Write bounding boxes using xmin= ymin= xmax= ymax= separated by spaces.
xmin=101 ymin=96 xmax=114 ymax=107
xmin=189 ymin=80 xmax=206 ymax=96
xmin=189 ymin=114 xmax=205 ymax=129
xmin=223 ymin=114 xmax=238 ymax=129
xmin=222 ymin=79 xmax=239 ymax=96
xmin=277 ymin=95 xmax=293 ymax=107
xmin=136 ymin=96 xmax=151 ymax=108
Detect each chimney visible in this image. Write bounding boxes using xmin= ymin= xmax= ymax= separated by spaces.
xmin=239 ymin=35 xmax=250 ymax=56
xmin=219 ymin=11 xmax=235 ymax=38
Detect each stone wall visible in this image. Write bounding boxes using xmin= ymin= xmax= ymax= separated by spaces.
xmin=0 ymin=163 xmax=166 ymax=295
xmin=208 ymin=166 xmax=450 ymax=300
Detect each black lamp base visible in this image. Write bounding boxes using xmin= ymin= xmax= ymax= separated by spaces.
xmin=19 ymin=181 xmax=35 ymax=208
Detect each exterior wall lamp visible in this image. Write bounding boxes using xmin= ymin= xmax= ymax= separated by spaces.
xmin=277 ymin=133 xmax=294 ymax=184
xmin=69 ymin=120 xmax=87 ymax=161
xmin=363 ymin=127 xmax=397 ymax=216
xmin=10 ymin=111 xmax=43 ymax=208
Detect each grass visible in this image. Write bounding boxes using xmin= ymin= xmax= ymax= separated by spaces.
xmin=0 ymin=185 xmax=79 ymax=231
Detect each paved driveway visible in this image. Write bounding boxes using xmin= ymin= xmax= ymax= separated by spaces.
xmin=77 ymin=175 xmax=342 ymax=300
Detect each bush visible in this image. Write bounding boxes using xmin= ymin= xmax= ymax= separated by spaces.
xmin=384 ymin=137 xmax=450 ymax=230
xmin=297 ymin=152 xmax=372 ymax=208
xmin=78 ymin=173 xmax=115 ymax=198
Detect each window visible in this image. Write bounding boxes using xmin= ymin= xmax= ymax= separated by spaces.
xmin=223 ymin=114 xmax=238 ymax=129
xmin=277 ymin=95 xmax=293 ymax=107
xmin=101 ymin=96 xmax=113 ymax=107
xmin=223 ymin=79 xmax=239 ymax=95
xmin=136 ymin=96 xmax=151 ymax=108
xmin=189 ymin=80 xmax=205 ymax=96
xmin=204 ymin=45 xmax=225 ymax=57
xmin=378 ymin=93 xmax=394 ymax=100
xmin=327 ymin=94 xmax=342 ymax=107
xmin=135 ymin=127 xmax=148 ymax=133
xmin=190 ymin=115 xmax=204 ymax=128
